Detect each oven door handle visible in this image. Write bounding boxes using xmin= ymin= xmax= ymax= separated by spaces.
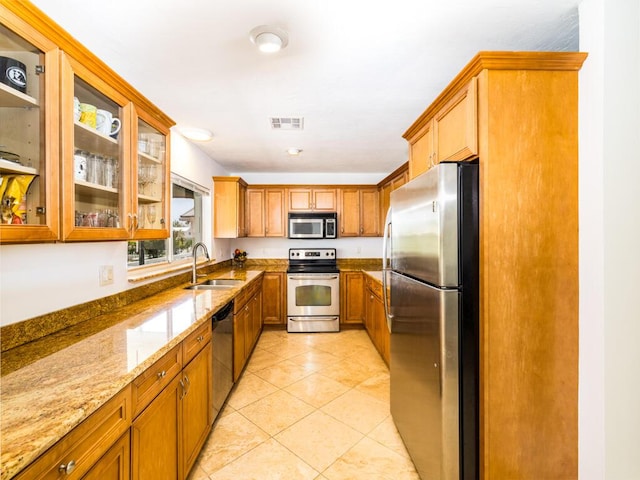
xmin=288 ymin=316 xmax=339 ymax=322
xmin=288 ymin=275 xmax=339 ymax=281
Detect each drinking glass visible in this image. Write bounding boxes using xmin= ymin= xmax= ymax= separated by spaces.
xmin=146 ymin=204 xmax=157 ymax=227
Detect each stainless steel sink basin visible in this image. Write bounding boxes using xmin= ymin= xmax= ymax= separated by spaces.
xmin=185 ymin=278 xmax=244 ymax=290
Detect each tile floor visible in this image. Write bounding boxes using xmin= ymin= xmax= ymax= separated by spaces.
xmin=188 ymin=328 xmax=420 ymax=480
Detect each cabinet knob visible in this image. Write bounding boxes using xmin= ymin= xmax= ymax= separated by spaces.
xmin=197 ymin=335 xmax=204 ymax=342
xmin=58 ymin=460 xmax=76 ymax=474
xmin=157 ymin=370 xmax=166 ymax=379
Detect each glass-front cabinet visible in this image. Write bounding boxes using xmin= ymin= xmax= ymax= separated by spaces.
xmin=60 ymin=53 xmax=131 ymax=241
xmin=133 ymin=109 xmax=170 ymax=239
xmin=0 ymin=9 xmax=59 ymax=243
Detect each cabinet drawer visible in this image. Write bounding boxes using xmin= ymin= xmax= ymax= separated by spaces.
xmin=14 ymin=386 xmax=132 ymax=480
xmin=132 ymin=343 xmax=182 ymax=417
xmin=366 ymin=276 xmax=383 ymax=299
xmin=183 ymin=321 xmax=212 ymax=365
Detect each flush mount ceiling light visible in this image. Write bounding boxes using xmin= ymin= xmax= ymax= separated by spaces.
xmin=249 ymin=25 xmax=289 ymax=53
xmin=179 ymin=127 xmax=213 ymax=142
xmin=286 ymin=147 xmax=303 ymax=155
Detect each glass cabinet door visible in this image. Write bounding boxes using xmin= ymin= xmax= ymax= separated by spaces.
xmin=133 ymin=109 xmax=170 ymax=239
xmin=60 ymin=53 xmax=131 ymax=241
xmin=0 ymin=12 xmax=59 ymax=243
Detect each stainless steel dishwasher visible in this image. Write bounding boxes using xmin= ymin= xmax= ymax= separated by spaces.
xmin=211 ymin=300 xmax=234 ymax=421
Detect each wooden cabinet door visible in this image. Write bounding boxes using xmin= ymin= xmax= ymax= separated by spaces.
xmin=409 ymin=119 xmax=434 ymax=180
xmin=213 ymin=177 xmax=247 ymax=238
xmin=373 ymin=294 xmax=390 ymax=365
xmin=288 ymin=188 xmax=336 ymax=211
xmin=82 ymin=431 xmax=130 ymax=480
xmin=339 ymin=188 xmax=360 ymax=237
xmin=312 ymin=188 xmax=337 ymax=211
xmin=265 ymin=188 xmax=285 ymax=237
xmin=360 ymin=188 xmax=380 ymax=236
xmin=250 ymin=289 xmax=263 ymax=347
xmin=341 ymin=272 xmax=364 ymax=324
xmin=434 ymin=77 xmax=478 ymax=163
xmin=182 ymin=344 xmax=212 ymax=477
xmin=246 ymin=188 xmax=265 ymax=236
xmin=287 ymin=188 xmax=312 ymax=211
xmin=233 ymin=305 xmax=247 ymax=381
xmin=262 ymin=272 xmax=284 ymax=324
xmin=131 ymin=375 xmax=182 ymax=480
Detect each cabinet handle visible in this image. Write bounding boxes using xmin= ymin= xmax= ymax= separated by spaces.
xmin=184 ymin=374 xmax=191 ymax=394
xmin=157 ymin=370 xmax=166 ymax=379
xmin=197 ymin=335 xmax=204 ymax=342
xmin=179 ymin=378 xmax=186 ymax=399
xmin=58 ymin=460 xmax=76 ymax=474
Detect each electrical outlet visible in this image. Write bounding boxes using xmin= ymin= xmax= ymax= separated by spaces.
xmin=99 ymin=265 xmax=114 ymax=286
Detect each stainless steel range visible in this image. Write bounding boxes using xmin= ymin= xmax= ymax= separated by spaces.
xmin=287 ymin=248 xmax=340 ymax=332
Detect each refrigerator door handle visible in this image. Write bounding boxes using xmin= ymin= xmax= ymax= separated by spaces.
xmin=382 ymin=207 xmax=393 ymax=332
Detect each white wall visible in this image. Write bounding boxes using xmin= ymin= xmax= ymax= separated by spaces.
xmin=0 ymin=131 xmax=229 ymax=326
xmin=579 ymin=0 xmax=640 ymax=478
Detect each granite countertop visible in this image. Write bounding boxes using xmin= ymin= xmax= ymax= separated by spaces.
xmin=0 ymin=269 xmax=263 ymax=480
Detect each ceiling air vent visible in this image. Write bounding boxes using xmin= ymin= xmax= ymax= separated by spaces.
xmin=270 ymin=117 xmax=304 ymax=130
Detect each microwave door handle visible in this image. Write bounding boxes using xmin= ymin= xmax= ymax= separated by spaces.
xmin=382 ymin=207 xmax=393 ymax=332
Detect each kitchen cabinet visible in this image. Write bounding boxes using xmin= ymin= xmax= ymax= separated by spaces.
xmin=13 ymin=386 xmax=132 ymax=480
xmin=377 ymin=163 xmax=408 ymax=229
xmin=131 ymin=323 xmax=213 ymax=480
xmin=1 ymin=1 xmax=173 ymax=243
xmin=0 ymin=5 xmax=59 ymax=243
xmin=82 ymin=431 xmax=130 ymax=480
xmin=213 ymin=176 xmax=247 ymax=238
xmin=364 ymin=275 xmax=389 ymax=365
xmin=339 ymin=187 xmax=380 ymax=237
xmin=233 ymin=277 xmax=263 ymax=380
xmin=262 ymin=272 xmax=285 ymax=325
xmin=340 ymin=271 xmax=364 ymax=324
xmin=405 ymin=78 xmax=478 ymax=180
xmin=246 ymin=187 xmax=286 ymax=237
xmin=403 ymin=51 xmax=587 ymax=479
xmin=287 ymin=187 xmax=336 ymax=212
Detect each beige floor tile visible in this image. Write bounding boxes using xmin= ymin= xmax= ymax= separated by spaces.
xmin=195 ymin=411 xmax=270 ymax=475
xmin=318 ymin=357 xmax=384 ymax=388
xmin=288 ymin=349 xmax=342 ymax=371
xmin=245 ymin=347 xmax=285 ymax=372
xmin=367 ymin=415 xmax=412 ymax=459
xmin=239 ymin=389 xmax=315 ymax=435
xmin=227 ymin=372 xmax=278 ymax=409
xmin=265 ymin=340 xmax=314 ymax=360
xmin=209 ymin=438 xmax=319 ymax=480
xmin=253 ymin=359 xmax=314 ymax=388
xmin=217 ymin=402 xmax=235 ymax=419
xmin=285 ymin=373 xmax=351 ymax=408
xmin=321 ymin=389 xmax=390 ymax=434
xmin=322 ymin=436 xmax=420 ymax=480
xmin=275 ymin=410 xmax=363 ymax=472
xmin=186 ymin=464 xmax=209 ymax=480
xmin=354 ymin=371 xmax=390 ymax=404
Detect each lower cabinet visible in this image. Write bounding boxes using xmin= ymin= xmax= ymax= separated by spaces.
xmin=233 ymin=277 xmax=264 ymax=381
xmin=262 ymin=272 xmax=285 ymax=325
xmin=341 ymin=271 xmax=365 ymax=324
xmin=83 ymin=431 xmax=131 ymax=480
xmin=365 ymin=276 xmax=390 ymax=365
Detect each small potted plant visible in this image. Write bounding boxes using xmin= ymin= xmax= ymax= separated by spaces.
xmin=233 ymin=248 xmax=247 ymax=268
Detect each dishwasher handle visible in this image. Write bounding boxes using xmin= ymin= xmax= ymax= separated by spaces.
xmin=212 ymin=300 xmax=234 ymax=323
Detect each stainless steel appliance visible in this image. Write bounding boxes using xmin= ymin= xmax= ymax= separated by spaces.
xmin=383 ymin=162 xmax=479 ymax=480
xmin=288 ymin=212 xmax=337 ymax=239
xmin=211 ymin=300 xmax=234 ymax=421
xmin=287 ymin=247 xmax=340 ymax=332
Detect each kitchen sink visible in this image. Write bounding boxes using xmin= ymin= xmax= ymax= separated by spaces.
xmin=185 ymin=278 xmax=244 ymax=290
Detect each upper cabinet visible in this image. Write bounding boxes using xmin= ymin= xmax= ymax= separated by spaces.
xmin=213 ymin=176 xmax=247 ymax=238
xmin=0 ymin=1 xmax=174 ymax=244
xmin=405 ymin=77 xmax=478 ymax=180
xmin=339 ymin=187 xmax=380 ymax=237
xmin=246 ymin=187 xmax=285 ymax=238
xmin=287 ymin=187 xmax=337 ymax=212
xmin=0 ymin=6 xmax=59 ymax=243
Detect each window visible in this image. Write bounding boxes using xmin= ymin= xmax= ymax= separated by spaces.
xmin=128 ymin=175 xmax=206 ymax=268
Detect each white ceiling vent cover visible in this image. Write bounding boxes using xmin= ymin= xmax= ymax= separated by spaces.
xmin=270 ymin=117 xmax=304 ymax=130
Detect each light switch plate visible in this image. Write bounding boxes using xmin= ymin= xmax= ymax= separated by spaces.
xmin=99 ymin=265 xmax=114 ymax=286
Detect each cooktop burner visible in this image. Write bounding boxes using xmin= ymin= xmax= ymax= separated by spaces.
xmin=287 ymin=248 xmax=339 ymax=274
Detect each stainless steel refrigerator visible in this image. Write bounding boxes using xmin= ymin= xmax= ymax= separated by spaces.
xmin=383 ymin=162 xmax=478 ymax=480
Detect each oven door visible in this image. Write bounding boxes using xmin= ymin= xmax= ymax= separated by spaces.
xmin=287 ymin=273 xmax=340 ymax=317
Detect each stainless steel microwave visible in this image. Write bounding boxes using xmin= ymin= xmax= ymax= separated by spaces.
xmin=288 ymin=212 xmax=337 ymax=239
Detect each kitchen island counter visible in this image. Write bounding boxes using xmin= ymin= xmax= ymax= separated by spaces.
xmin=0 ymin=269 xmax=263 ymax=480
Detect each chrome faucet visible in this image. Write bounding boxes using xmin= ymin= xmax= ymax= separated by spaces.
xmin=192 ymin=242 xmax=210 ymax=284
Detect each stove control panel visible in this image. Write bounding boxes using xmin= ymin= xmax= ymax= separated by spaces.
xmin=288 ymin=248 xmax=336 ymax=260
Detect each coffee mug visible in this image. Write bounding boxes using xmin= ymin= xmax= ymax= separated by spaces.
xmin=0 ymin=56 xmax=27 ymax=94
xmin=79 ymin=103 xmax=97 ymax=128
xmin=96 ymin=109 xmax=121 ymax=136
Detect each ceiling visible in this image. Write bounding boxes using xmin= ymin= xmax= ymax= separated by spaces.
xmin=31 ymin=0 xmax=580 ymax=176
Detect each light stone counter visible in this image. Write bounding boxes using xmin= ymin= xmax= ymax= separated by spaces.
xmin=0 ymin=269 xmax=263 ymax=480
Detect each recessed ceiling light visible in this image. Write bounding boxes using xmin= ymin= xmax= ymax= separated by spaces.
xmin=250 ymin=25 xmax=289 ymax=53
xmin=287 ymin=148 xmax=303 ymax=155
xmin=179 ymin=127 xmax=213 ymax=142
